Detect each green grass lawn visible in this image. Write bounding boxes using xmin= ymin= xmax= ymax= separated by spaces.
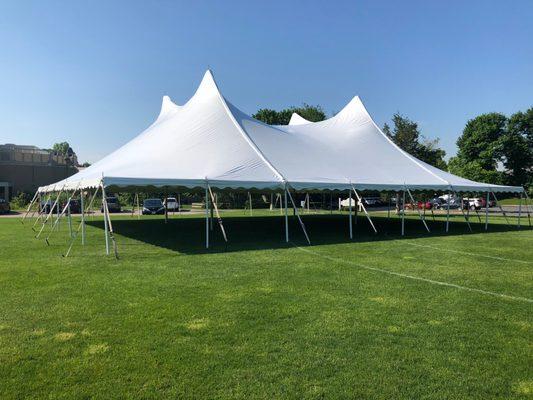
xmin=0 ymin=210 xmax=532 ymax=399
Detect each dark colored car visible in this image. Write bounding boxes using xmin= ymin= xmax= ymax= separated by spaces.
xmin=0 ymin=199 xmax=10 ymax=214
xmin=64 ymin=199 xmax=81 ymax=214
xmin=142 ymin=198 xmax=165 ymax=215
xmin=361 ymin=197 xmax=384 ymax=207
xmin=101 ymin=197 xmax=121 ymax=213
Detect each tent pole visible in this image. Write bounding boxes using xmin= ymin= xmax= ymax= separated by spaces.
xmin=102 ymin=186 xmax=118 ymax=259
xmin=80 ymin=190 xmax=85 ymax=245
xmin=63 ymin=185 xmax=100 ymax=258
xmin=21 ymin=190 xmax=39 ymax=224
xmin=131 ymin=193 xmax=136 ymax=218
xmin=446 ymin=190 xmax=450 ymax=233
xmin=518 ymin=192 xmax=522 ymax=229
xmin=387 ymin=196 xmax=391 ymax=221
xmin=36 ymin=185 xmax=65 ymax=238
xmin=210 ymin=197 xmax=214 ymax=231
xmin=67 ymin=201 xmax=73 ymax=238
xmin=524 ymin=190 xmax=532 ymax=227
xmin=34 ymin=193 xmax=50 ymax=229
xmin=491 ymin=191 xmax=512 ymax=227
xmin=164 ymin=190 xmax=168 ymax=224
xmin=348 ymin=189 xmax=353 ymax=239
xmin=406 ymin=188 xmax=430 ymax=233
xmin=284 ymin=187 xmax=289 ymax=242
xmin=351 ymin=186 xmax=377 ymax=234
xmin=270 ymin=193 xmax=273 ymax=211
xmin=452 ymin=189 xmax=472 ymax=232
xmin=208 ymin=185 xmax=228 ymax=242
xmin=44 ymin=186 xmax=80 ymax=244
xmin=401 ymin=190 xmax=405 ymax=236
xmin=101 ymin=185 xmax=110 ymax=255
xmin=205 ymin=184 xmax=209 ymax=249
xmin=286 ymin=187 xmax=311 ymax=244
xmin=248 ymin=192 xmax=252 ymax=216
xmin=485 ymin=191 xmax=490 ymax=231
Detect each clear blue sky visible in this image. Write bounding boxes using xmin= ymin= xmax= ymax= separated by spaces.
xmin=1 ymin=0 xmax=532 ymax=163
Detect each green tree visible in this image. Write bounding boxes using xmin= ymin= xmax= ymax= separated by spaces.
xmin=383 ymin=113 xmax=447 ymax=169
xmin=253 ymin=104 xmax=325 ymax=125
xmin=449 ymin=110 xmax=532 ymax=188
xmin=456 ymin=113 xmax=506 ymax=170
xmin=52 ymin=142 xmax=73 ymax=157
xmin=499 ymin=108 xmax=532 ymax=187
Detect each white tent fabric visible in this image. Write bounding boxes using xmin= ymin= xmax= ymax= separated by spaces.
xmin=39 ymin=70 xmax=523 ymax=194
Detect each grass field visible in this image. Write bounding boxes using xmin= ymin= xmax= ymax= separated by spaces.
xmin=1 ymin=210 xmax=532 ymax=399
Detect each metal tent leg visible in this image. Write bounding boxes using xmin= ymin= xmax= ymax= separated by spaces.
xmin=205 ymin=185 xmax=209 ymax=249
xmin=348 ymin=189 xmax=353 ymax=239
xmin=81 ymin=191 xmax=85 ymax=245
xmin=401 ymin=190 xmax=405 ymax=236
xmin=445 ymin=190 xmax=450 ymax=233
xmin=284 ymin=188 xmax=289 ymax=242
xmin=286 ymin=188 xmax=311 ymax=244
xmin=102 ymin=186 xmax=110 ymax=255
xmin=406 ymin=188 xmax=430 ymax=233
xmin=485 ymin=191 xmax=490 ymax=231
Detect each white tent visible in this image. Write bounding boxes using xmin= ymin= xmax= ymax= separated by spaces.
xmin=30 ymin=70 xmax=528 ymax=254
xmin=39 ymin=70 xmax=522 ymax=194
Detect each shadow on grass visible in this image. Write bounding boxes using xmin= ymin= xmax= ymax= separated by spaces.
xmin=86 ymin=212 xmax=531 ymax=254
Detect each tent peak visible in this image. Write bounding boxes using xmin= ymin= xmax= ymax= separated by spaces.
xmin=288 ymin=112 xmax=312 ymax=126
xmin=193 ymin=69 xmax=222 ymax=100
xmin=156 ymin=95 xmax=181 ymax=122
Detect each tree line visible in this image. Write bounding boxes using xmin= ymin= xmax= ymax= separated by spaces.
xmin=253 ymin=105 xmax=532 ymax=192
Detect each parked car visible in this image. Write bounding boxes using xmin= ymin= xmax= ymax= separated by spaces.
xmin=40 ymin=200 xmax=59 ymax=214
xmin=462 ymin=197 xmax=484 ymax=210
xmin=142 ymin=198 xmax=165 ymax=215
xmin=164 ymin=197 xmax=179 ymax=211
xmin=101 ymin=197 xmax=121 ymax=213
xmin=361 ymin=196 xmax=384 ymax=207
xmin=63 ymin=199 xmax=81 ymax=214
xmin=0 ymin=199 xmax=10 ymax=214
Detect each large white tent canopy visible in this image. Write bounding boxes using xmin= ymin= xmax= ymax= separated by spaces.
xmin=39 ymin=70 xmax=523 ymax=194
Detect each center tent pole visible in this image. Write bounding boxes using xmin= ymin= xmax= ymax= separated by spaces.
xmin=348 ymin=189 xmax=353 ymax=239
xmin=444 ymin=190 xmax=450 ymax=232
xmin=205 ymin=184 xmax=209 ymax=249
xmin=406 ymin=188 xmax=430 ymax=233
xmin=401 ymin=190 xmax=406 ymax=236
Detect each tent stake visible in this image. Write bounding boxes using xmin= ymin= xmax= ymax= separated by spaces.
xmin=406 ymin=188 xmax=430 ymax=233
xmin=351 ymin=186 xmax=377 ymax=234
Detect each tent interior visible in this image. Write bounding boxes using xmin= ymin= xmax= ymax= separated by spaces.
xmin=25 ymin=70 xmax=529 ymax=256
